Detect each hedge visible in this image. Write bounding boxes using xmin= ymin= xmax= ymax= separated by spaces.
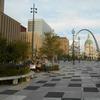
xmin=0 ymin=63 xmax=31 ymax=77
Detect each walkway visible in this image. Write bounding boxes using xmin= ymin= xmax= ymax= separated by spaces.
xmin=0 ymin=61 xmax=100 ymax=100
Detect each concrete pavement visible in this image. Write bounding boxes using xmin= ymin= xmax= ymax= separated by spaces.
xmin=0 ymin=61 xmax=100 ymax=100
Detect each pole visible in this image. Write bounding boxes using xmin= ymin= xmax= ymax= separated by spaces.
xmin=89 ymin=42 xmax=91 ymax=61
xmin=30 ymin=4 xmax=37 ymax=60
xmin=32 ymin=4 xmax=35 ymax=59
xmin=78 ymin=37 xmax=80 ymax=63
xmin=72 ymin=29 xmax=75 ymax=65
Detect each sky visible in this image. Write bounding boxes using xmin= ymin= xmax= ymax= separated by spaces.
xmin=4 ymin=0 xmax=100 ymax=49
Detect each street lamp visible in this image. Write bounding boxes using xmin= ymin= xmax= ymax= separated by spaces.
xmin=72 ymin=29 xmax=75 ymax=65
xmin=30 ymin=4 xmax=37 ymax=60
xmin=78 ymin=36 xmax=80 ymax=63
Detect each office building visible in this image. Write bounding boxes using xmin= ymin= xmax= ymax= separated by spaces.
xmin=28 ymin=19 xmax=53 ymax=34
xmin=27 ymin=19 xmax=53 ymax=51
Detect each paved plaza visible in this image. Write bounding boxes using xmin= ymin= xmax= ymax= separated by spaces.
xmin=0 ymin=61 xmax=100 ymax=100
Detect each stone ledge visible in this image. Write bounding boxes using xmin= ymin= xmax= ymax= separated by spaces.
xmin=0 ymin=71 xmax=35 ymax=85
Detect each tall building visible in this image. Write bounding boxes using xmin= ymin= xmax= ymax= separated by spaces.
xmin=27 ymin=19 xmax=53 ymax=51
xmin=20 ymin=25 xmax=27 ymax=42
xmin=28 ymin=19 xmax=53 ymax=34
xmin=0 ymin=0 xmax=26 ymax=42
xmin=0 ymin=0 xmax=4 ymax=33
xmin=0 ymin=13 xmax=2 ymax=32
xmin=84 ymin=34 xmax=98 ymax=60
xmin=0 ymin=0 xmax=4 ymax=12
xmin=0 ymin=12 xmax=21 ymax=42
xmin=58 ymin=37 xmax=69 ymax=55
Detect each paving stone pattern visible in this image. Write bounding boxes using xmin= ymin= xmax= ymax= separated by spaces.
xmin=0 ymin=61 xmax=100 ymax=100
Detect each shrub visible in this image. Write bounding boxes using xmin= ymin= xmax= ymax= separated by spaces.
xmin=0 ymin=63 xmax=31 ymax=77
xmin=52 ymin=64 xmax=59 ymax=71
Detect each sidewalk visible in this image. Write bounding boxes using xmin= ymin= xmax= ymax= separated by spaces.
xmin=0 ymin=61 xmax=100 ymax=100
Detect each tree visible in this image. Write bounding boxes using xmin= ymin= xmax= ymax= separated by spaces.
xmin=39 ymin=32 xmax=63 ymax=63
xmin=0 ymin=37 xmax=7 ymax=63
xmin=13 ymin=41 xmax=28 ymax=62
xmin=7 ymin=41 xmax=28 ymax=63
xmin=0 ymin=36 xmax=28 ymax=63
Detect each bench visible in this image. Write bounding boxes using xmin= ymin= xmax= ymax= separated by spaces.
xmin=0 ymin=71 xmax=35 ymax=85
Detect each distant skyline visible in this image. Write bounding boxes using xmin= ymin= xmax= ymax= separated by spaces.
xmin=5 ymin=0 xmax=100 ymax=48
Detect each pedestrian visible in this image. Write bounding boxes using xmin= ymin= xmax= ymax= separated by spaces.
xmin=30 ymin=62 xmax=36 ymax=71
xmin=42 ymin=61 xmax=46 ymax=72
xmin=45 ymin=59 xmax=51 ymax=73
xmin=36 ymin=61 xmax=41 ymax=72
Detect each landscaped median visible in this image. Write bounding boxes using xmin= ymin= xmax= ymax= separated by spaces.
xmin=0 ymin=63 xmax=34 ymax=85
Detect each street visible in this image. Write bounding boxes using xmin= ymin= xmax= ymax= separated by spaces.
xmin=0 ymin=61 xmax=100 ymax=100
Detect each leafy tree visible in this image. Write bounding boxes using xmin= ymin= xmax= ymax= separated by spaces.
xmin=0 ymin=38 xmax=7 ymax=63
xmin=39 ymin=32 xmax=64 ymax=63
xmin=0 ymin=37 xmax=28 ymax=63
xmin=13 ymin=41 xmax=28 ymax=62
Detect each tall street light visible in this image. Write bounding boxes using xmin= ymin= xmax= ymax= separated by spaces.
xmin=72 ymin=29 xmax=75 ymax=65
xmin=78 ymin=36 xmax=80 ymax=63
xmin=30 ymin=4 xmax=37 ymax=60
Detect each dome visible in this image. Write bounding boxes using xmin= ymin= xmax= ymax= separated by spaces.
xmin=85 ymin=39 xmax=93 ymax=45
xmin=85 ymin=34 xmax=93 ymax=45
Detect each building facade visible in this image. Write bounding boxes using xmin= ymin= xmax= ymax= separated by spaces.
xmin=69 ymin=40 xmax=79 ymax=57
xmin=84 ymin=34 xmax=98 ymax=60
xmin=26 ymin=31 xmax=43 ymax=58
xmin=0 ymin=12 xmax=21 ymax=42
xmin=28 ymin=19 xmax=53 ymax=34
xmin=27 ymin=19 xmax=53 ymax=51
xmin=58 ymin=37 xmax=69 ymax=55
xmin=20 ymin=25 xmax=27 ymax=42
xmin=0 ymin=0 xmax=26 ymax=42
xmin=0 ymin=0 xmax=4 ymax=30
xmin=0 ymin=0 xmax=4 ymax=12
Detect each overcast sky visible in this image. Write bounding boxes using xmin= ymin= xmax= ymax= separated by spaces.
xmin=4 ymin=0 xmax=100 ymax=49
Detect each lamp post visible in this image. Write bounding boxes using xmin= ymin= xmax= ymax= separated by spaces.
xmin=78 ymin=36 xmax=80 ymax=63
xmin=30 ymin=4 xmax=37 ymax=60
xmin=72 ymin=29 xmax=75 ymax=65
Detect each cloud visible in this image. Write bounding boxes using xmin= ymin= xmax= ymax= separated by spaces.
xmin=48 ymin=16 xmax=100 ymax=34
xmin=95 ymin=34 xmax=100 ymax=46
xmin=5 ymin=0 xmax=100 ymax=45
